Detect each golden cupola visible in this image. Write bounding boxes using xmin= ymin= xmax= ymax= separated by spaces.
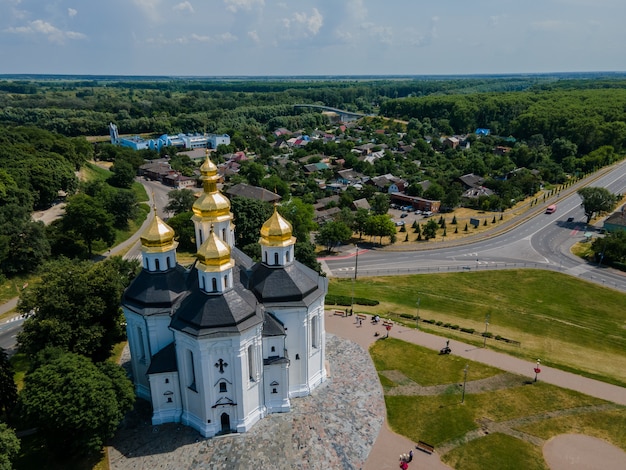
xmin=259 ymin=206 xmax=296 ymax=247
xmin=141 ymin=208 xmax=177 ymax=253
xmin=197 ymin=227 xmax=234 ymax=272
xmin=192 ymin=150 xmax=231 ymax=220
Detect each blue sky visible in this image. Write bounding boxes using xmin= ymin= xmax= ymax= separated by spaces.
xmin=1 ymin=0 xmax=625 ymax=76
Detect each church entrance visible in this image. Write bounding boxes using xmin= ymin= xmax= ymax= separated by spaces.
xmin=220 ymin=412 xmax=231 ymax=433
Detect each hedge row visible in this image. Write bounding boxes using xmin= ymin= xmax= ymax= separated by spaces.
xmin=325 ymin=295 xmax=379 ymax=307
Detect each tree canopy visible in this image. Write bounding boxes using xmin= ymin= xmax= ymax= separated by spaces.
xmin=577 ymin=187 xmax=618 ymax=224
xmin=17 ymin=257 xmax=130 ymax=362
xmin=315 ymin=220 xmax=352 ymax=253
xmin=0 ymin=348 xmax=17 ymax=420
xmin=18 ymin=352 xmax=134 ymax=458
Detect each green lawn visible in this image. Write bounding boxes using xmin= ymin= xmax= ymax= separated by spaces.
xmin=370 ymin=337 xmax=626 ymax=469
xmin=330 ymin=270 xmax=626 ymax=386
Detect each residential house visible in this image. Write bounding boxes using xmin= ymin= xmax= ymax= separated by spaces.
xmin=226 ymin=183 xmax=281 ymax=203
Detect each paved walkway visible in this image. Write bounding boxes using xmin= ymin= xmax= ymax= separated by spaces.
xmin=325 ymin=312 xmax=626 ymax=469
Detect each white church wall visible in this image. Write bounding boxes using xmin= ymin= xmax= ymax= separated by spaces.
xmin=145 ymin=314 xmax=175 ymax=356
xmin=149 ymin=372 xmax=182 ymax=425
xmin=124 ymin=310 xmax=151 ymax=400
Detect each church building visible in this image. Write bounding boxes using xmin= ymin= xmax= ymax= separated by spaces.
xmin=121 ymin=153 xmax=327 ymax=437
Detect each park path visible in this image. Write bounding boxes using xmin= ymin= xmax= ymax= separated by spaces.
xmin=324 ymin=312 xmax=626 ymax=469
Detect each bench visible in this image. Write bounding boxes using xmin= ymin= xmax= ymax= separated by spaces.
xmin=333 ymin=310 xmax=346 ymax=317
xmin=356 ymin=314 xmax=367 ymax=321
xmin=416 ymin=440 xmax=434 ymax=454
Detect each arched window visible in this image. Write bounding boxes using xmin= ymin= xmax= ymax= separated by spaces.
xmin=248 ymin=345 xmax=256 ymax=382
xmin=224 ymin=274 xmax=228 ymax=289
xmin=274 ymin=253 xmax=279 ymax=265
xmin=264 ymin=251 xmax=268 ymax=263
xmin=311 ymin=314 xmax=319 ymax=349
xmin=155 ymin=258 xmax=160 ymax=271
xmin=166 ymin=256 xmax=171 ymax=269
xmin=212 ymin=278 xmax=217 ymax=292
xmin=286 ymin=250 xmax=290 ymax=262
xmin=219 ymin=382 xmax=227 ymax=393
xmin=222 ymin=228 xmax=226 ymax=241
xmin=271 ymin=346 xmax=275 ymax=352
xmin=137 ymin=327 xmax=146 ymax=363
xmin=187 ymin=350 xmax=196 ymax=391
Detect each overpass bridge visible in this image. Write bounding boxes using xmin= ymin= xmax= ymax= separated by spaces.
xmin=294 ymin=104 xmax=371 ymax=122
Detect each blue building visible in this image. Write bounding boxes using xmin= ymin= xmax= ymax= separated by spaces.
xmin=109 ymin=123 xmax=230 ymax=151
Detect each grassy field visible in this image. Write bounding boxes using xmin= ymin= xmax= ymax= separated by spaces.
xmin=329 ymin=270 xmax=626 ymax=386
xmin=370 ymin=338 xmax=626 ymax=469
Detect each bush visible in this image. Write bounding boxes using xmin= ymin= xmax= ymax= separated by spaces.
xmin=460 ymin=327 xmax=475 ymax=334
xmin=451 ymin=324 xmax=460 ymax=330
xmin=400 ymin=313 xmax=415 ymax=319
xmin=444 ymin=323 xmax=451 ymax=328
xmin=325 ymin=295 xmax=379 ymax=306
xmin=482 ymin=332 xmax=493 ymax=338
xmin=435 ymin=321 xmax=443 ymax=326
xmin=423 ymin=319 xmax=436 ymax=324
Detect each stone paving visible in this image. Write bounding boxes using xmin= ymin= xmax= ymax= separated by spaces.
xmin=108 ymin=334 xmax=385 ymax=470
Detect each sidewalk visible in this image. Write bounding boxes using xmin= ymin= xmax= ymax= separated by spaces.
xmin=324 ymin=312 xmax=626 ymax=470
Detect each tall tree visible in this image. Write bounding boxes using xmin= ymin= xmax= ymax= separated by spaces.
xmin=166 ymin=211 xmax=196 ymax=251
xmin=165 ymin=189 xmax=196 ymax=215
xmin=315 ymin=220 xmax=352 ymax=253
xmin=231 ymin=196 xmax=273 ymax=248
xmin=0 ymin=423 xmax=20 ymax=470
xmin=370 ymin=193 xmax=390 ymax=215
xmin=364 ymin=214 xmax=396 ymax=245
xmin=278 ymin=198 xmax=316 ymax=242
xmin=62 ymin=193 xmax=116 ymax=256
xmin=577 ymin=187 xmax=618 ymax=224
xmin=17 ymin=258 xmax=128 ymax=362
xmin=0 ymin=348 xmax=17 ymax=419
xmin=19 ymin=352 xmax=134 ymax=458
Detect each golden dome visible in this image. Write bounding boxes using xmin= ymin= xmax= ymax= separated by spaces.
xmin=259 ymin=207 xmax=296 ymax=247
xmin=197 ymin=229 xmax=233 ymax=271
xmin=192 ymin=151 xmax=231 ymax=219
xmin=141 ymin=212 xmax=176 ymax=252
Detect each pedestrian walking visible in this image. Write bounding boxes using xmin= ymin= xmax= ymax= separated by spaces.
xmin=408 ymin=449 xmax=413 ymax=462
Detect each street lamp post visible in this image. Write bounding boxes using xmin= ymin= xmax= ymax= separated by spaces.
xmin=534 ymin=359 xmax=541 ymax=382
xmin=483 ymin=313 xmax=490 ymax=348
xmin=461 ymin=364 xmax=469 ymax=403
xmin=351 ymin=243 xmax=359 ymax=315
xmin=416 ymin=297 xmax=420 ymax=330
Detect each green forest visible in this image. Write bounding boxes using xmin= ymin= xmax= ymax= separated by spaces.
xmin=3 ymin=73 xmax=626 ymax=467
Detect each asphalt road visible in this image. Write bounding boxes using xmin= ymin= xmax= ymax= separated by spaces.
xmin=322 ymin=160 xmax=626 ymax=293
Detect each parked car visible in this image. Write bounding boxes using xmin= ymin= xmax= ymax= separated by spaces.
xmin=400 ymin=213 xmax=408 ymax=218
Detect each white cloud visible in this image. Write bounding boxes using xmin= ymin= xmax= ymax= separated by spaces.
xmin=4 ymin=19 xmax=86 ymax=43
xmin=248 ymin=30 xmax=260 ymax=43
xmin=347 ymin=0 xmax=367 ymax=21
xmin=361 ymin=22 xmax=392 ymax=45
xmin=224 ymin=0 xmax=264 ymax=13
xmin=132 ymin=0 xmax=162 ymax=22
xmin=147 ymin=31 xmax=238 ymax=45
xmin=531 ymin=20 xmax=574 ymax=32
xmin=68 ymin=8 xmax=77 ymax=18
xmin=173 ymin=1 xmax=194 ymax=13
xmin=283 ymin=8 xmax=323 ymax=37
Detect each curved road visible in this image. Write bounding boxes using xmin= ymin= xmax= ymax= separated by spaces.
xmin=322 ymin=160 xmax=626 ymax=293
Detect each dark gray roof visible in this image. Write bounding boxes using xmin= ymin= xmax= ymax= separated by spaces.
xmin=263 ymin=312 xmax=286 ymax=337
xmin=169 ymin=266 xmax=263 ymax=337
xmin=147 ymin=342 xmax=178 ymax=375
xmin=226 ymin=183 xmax=281 ymax=203
xmin=249 ymin=262 xmax=320 ymax=303
xmin=122 ymin=265 xmax=190 ymax=316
